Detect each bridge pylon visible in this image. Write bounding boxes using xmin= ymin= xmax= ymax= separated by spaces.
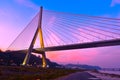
xmin=22 ymin=6 xmax=47 ymax=68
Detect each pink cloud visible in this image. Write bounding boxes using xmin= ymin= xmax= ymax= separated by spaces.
xmin=46 ymin=49 xmax=99 ymax=64
xmin=92 ymin=46 xmax=120 ymax=68
xmin=111 ymin=0 xmax=120 ymax=7
xmin=46 ymin=46 xmax=120 ymax=68
xmin=73 ymin=25 xmax=119 ymax=44
xmin=42 ymin=16 xmax=56 ymax=30
xmin=48 ymin=17 xmax=56 ymax=24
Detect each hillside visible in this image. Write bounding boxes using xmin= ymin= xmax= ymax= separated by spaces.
xmin=0 ymin=51 xmax=60 ymax=68
xmin=65 ymin=64 xmax=101 ymax=70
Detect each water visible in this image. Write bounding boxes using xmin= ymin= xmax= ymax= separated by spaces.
xmin=99 ymin=70 xmax=120 ymax=75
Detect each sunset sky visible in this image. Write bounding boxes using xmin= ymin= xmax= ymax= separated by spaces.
xmin=0 ymin=0 xmax=120 ymax=68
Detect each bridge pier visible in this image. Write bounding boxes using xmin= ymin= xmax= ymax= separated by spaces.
xmin=22 ymin=51 xmax=47 ymax=68
xmin=41 ymin=51 xmax=47 ymax=68
xmin=22 ymin=6 xmax=47 ymax=68
xmin=22 ymin=51 xmax=31 ymax=66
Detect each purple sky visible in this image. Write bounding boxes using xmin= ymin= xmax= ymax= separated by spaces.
xmin=0 ymin=0 xmax=120 ymax=68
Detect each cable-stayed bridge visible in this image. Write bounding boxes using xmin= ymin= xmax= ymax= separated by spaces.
xmin=7 ymin=7 xmax=120 ymax=68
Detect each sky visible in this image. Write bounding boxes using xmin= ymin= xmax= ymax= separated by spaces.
xmin=0 ymin=0 xmax=120 ymax=68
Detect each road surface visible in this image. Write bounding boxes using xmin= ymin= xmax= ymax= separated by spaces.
xmin=55 ymin=72 xmax=101 ymax=80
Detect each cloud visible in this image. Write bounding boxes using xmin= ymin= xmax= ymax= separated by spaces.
xmin=92 ymin=46 xmax=120 ymax=68
xmin=111 ymin=0 xmax=120 ymax=7
xmin=14 ymin=0 xmax=39 ymax=10
xmin=46 ymin=49 xmax=99 ymax=65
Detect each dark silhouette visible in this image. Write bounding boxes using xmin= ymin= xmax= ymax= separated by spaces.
xmin=0 ymin=51 xmax=60 ymax=68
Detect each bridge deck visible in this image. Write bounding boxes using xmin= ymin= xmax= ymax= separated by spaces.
xmin=7 ymin=39 xmax=120 ymax=53
xmin=33 ymin=39 xmax=120 ymax=53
